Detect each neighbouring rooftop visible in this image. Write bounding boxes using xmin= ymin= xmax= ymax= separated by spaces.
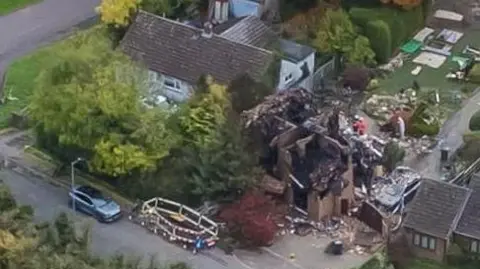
xmin=120 ymin=11 xmax=274 ymax=85
xmin=403 ymin=179 xmax=470 ymax=239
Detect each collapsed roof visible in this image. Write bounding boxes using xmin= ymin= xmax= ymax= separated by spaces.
xmin=242 ymin=88 xmax=315 ymax=133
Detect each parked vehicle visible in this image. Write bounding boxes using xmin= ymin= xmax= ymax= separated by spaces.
xmin=68 ymin=185 xmax=122 ymax=223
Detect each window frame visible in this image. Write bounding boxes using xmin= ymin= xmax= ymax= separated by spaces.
xmin=163 ymin=77 xmax=182 ymax=93
xmin=471 ymin=240 xmax=479 ymax=253
xmin=284 ymin=73 xmax=293 ymax=83
xmin=412 ymin=232 xmax=436 ymax=250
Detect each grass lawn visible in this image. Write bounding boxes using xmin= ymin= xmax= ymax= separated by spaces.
xmin=0 ymin=0 xmax=41 ymax=15
xmin=0 ymin=45 xmax=55 ymax=128
xmin=0 ymin=26 xmax=104 ymax=129
xmin=376 ymin=28 xmax=480 ymax=98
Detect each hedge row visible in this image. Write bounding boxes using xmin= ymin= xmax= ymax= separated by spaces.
xmin=365 ymin=20 xmax=392 ymax=64
xmin=349 ymin=6 xmax=424 ymax=63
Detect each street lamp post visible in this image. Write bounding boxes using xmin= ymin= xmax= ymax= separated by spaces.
xmin=71 ymin=157 xmax=85 ymax=213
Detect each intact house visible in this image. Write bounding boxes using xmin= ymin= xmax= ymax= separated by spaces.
xmin=401 ymin=175 xmax=480 ymax=261
xmin=120 ymin=11 xmax=318 ymax=103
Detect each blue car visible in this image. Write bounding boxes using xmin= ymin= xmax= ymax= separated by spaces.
xmin=68 ymin=185 xmax=122 ymax=223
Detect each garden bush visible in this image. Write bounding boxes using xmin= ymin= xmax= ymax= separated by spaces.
xmin=342 ymin=65 xmax=371 ymax=91
xmin=467 ymin=64 xmax=480 ymax=83
xmin=349 ymin=6 xmax=424 ymax=62
xmin=365 ymin=20 xmax=392 ymax=63
xmin=469 ymin=110 xmax=480 ymax=131
xmin=218 ymin=192 xmax=278 ymax=247
xmin=408 ymin=122 xmax=440 ymax=137
xmin=460 ymin=132 xmax=480 ymax=162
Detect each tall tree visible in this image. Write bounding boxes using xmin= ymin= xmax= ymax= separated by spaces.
xmin=227 ymin=74 xmax=274 ymax=114
xmin=177 ymin=76 xmax=230 ymax=149
xmin=96 ymin=0 xmax=142 ymax=27
xmin=30 ymin=28 xmax=178 ymax=177
xmin=313 ymin=9 xmax=376 ymax=66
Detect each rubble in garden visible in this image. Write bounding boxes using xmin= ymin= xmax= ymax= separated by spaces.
xmin=241 ymin=87 xmax=426 ymax=254
xmin=278 ymin=209 xmax=384 ymax=255
xmin=362 ymin=89 xmax=440 ymax=156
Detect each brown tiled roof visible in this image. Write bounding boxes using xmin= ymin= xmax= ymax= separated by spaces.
xmin=403 ymin=179 xmax=470 ymax=239
xmin=455 ymin=174 xmax=480 ymax=240
xmin=120 ymin=11 xmax=274 ymax=85
xmin=219 ymin=16 xmax=277 ymax=48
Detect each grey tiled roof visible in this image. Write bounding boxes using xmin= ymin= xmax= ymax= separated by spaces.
xmin=212 ymin=17 xmax=245 ymax=34
xmin=219 ymin=16 xmax=277 ymax=48
xmin=455 ymin=174 xmax=480 ymax=239
xmin=403 ymin=179 xmax=470 ymax=239
xmin=120 ymin=11 xmax=274 ymax=85
xmin=277 ymin=39 xmax=315 ymax=63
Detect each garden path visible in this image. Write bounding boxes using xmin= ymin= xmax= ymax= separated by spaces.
xmin=408 ymin=88 xmax=480 ymax=180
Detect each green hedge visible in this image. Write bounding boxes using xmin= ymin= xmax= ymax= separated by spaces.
xmin=469 ymin=110 xmax=480 ymax=131
xmin=468 ymin=64 xmax=480 ymax=83
xmin=349 ymin=6 xmax=424 ymax=63
xmin=365 ymin=20 xmax=392 ymax=63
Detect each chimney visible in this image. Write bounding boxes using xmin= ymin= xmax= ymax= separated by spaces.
xmin=214 ymin=0 xmax=229 ymax=23
xmin=214 ymin=0 xmax=221 ymax=22
xmin=221 ymin=0 xmax=229 ymax=23
xmin=202 ymin=22 xmax=213 ymax=38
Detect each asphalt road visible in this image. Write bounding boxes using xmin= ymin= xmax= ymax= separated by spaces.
xmin=1 ymin=169 xmax=251 ymax=269
xmin=0 ymin=0 xmax=99 ymax=77
xmin=0 ymin=2 xmax=258 ymax=269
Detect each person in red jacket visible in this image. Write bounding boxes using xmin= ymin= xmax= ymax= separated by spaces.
xmin=353 ymin=117 xmax=367 ymax=135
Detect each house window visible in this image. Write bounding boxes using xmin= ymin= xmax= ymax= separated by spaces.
xmin=471 ymin=240 xmax=479 ymax=253
xmin=164 ymin=77 xmax=182 ymax=93
xmin=284 ymin=73 xmax=293 ymax=83
xmin=413 ymin=233 xmax=436 ymax=250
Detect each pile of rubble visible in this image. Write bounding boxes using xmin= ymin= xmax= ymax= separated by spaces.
xmin=364 ymin=91 xmax=416 ymax=124
xmin=242 ymin=88 xmax=315 ymax=129
xmin=279 ymin=212 xmax=383 ymax=255
xmin=373 ymin=166 xmax=422 ymax=211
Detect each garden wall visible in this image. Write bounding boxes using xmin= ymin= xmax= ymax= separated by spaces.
xmin=349 ymin=6 xmax=424 ymax=63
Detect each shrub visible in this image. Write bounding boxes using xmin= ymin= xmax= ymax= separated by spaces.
xmin=218 ymin=192 xmax=278 ymax=247
xmin=342 ymin=65 xmax=370 ymax=91
xmin=469 ymin=110 xmax=480 ymax=131
xmin=408 ymin=122 xmax=440 ymax=137
xmin=460 ymin=131 xmax=480 ymax=162
xmin=349 ymin=7 xmax=377 ymax=28
xmin=467 ymin=64 xmax=480 ymax=83
xmin=349 ymin=6 xmax=424 ymax=59
xmin=382 ymin=141 xmax=406 ymax=173
xmin=365 ymin=20 xmax=392 ymax=63
xmin=389 ymin=17 xmax=407 ymax=49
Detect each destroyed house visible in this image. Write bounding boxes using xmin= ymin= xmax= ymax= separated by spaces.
xmin=402 ymin=175 xmax=480 ymax=261
xmin=281 ymin=131 xmax=354 ymax=221
xmin=242 ymin=88 xmax=355 ymax=221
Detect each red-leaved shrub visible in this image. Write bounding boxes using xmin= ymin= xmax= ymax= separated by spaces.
xmin=218 ymin=192 xmax=278 ymax=247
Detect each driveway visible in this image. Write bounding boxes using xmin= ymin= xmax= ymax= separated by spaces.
xmin=408 ymin=89 xmax=480 ymax=179
xmin=0 ymin=0 xmax=99 ymax=77
xmin=1 ymin=169 xmax=255 ymax=269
